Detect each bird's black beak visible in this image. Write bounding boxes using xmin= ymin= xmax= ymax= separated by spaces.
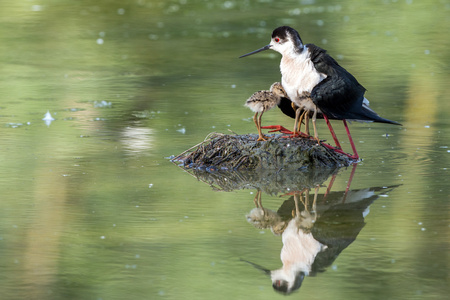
xmin=240 ymin=258 xmax=271 ymax=276
xmin=239 ymin=44 xmax=271 ymax=58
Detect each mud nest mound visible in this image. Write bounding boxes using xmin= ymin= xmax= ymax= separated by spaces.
xmin=173 ymin=133 xmax=353 ymax=171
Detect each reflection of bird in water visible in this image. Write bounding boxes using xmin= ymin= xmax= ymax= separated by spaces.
xmin=245 ymin=188 xmax=325 ymax=294
xmin=279 ymin=185 xmax=399 ymax=275
xmin=245 ymin=82 xmax=290 ymax=141
xmin=270 ymin=189 xmax=325 ymax=294
xmin=243 ymin=183 xmax=399 ymax=294
xmin=240 ymin=26 xmax=401 ymax=159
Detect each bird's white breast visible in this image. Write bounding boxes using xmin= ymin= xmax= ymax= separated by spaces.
xmin=280 ymin=47 xmax=326 ymax=110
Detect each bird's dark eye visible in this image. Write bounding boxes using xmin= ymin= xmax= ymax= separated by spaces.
xmin=275 ymin=38 xmax=280 ymax=42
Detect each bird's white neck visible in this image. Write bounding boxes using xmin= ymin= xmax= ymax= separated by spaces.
xmin=278 ymin=43 xmax=305 ymax=59
xmin=280 ymin=47 xmax=310 ymax=80
xmin=279 ymin=45 xmax=326 ymax=107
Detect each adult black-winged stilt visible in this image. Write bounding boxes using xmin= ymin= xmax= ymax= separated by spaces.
xmin=240 ymin=26 xmax=401 ymax=160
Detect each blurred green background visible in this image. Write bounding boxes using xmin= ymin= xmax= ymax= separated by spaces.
xmin=0 ymin=0 xmax=448 ymax=299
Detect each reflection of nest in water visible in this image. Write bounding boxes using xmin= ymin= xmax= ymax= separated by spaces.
xmin=180 ymin=166 xmax=338 ymax=194
xmin=173 ymin=133 xmax=352 ymax=171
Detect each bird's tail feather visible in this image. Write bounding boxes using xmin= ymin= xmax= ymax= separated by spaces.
xmin=363 ymin=107 xmax=402 ymax=125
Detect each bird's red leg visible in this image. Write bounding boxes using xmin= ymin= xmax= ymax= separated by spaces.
xmin=312 ymin=108 xmax=320 ymax=143
xmin=278 ymin=107 xmax=308 ymax=138
xmin=323 ymin=115 xmax=342 ymax=149
xmin=260 ymin=105 xmax=308 ymax=137
xmin=261 ymin=102 xmax=296 ymax=134
xmin=319 ymin=116 xmax=358 ymax=160
xmin=260 ymin=125 xmax=293 ymax=134
xmin=343 ymin=120 xmax=359 ymax=160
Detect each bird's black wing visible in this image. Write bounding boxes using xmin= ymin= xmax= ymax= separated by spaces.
xmin=277 ymin=97 xmax=297 ymax=119
xmin=307 ymin=44 xmax=367 ymax=120
xmin=308 ymin=44 xmax=401 ymax=124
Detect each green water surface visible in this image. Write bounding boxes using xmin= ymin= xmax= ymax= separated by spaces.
xmin=0 ymin=1 xmax=448 ymax=299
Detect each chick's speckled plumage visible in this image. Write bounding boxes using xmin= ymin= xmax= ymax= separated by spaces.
xmin=245 ymin=82 xmax=287 ymax=113
xmin=245 ymin=82 xmax=288 ymax=141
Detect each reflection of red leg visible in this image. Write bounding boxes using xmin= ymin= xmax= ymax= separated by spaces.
xmin=323 ymin=173 xmax=337 ymax=200
xmin=342 ymin=163 xmax=358 ymax=203
xmin=280 ymin=188 xmax=308 ymax=198
xmin=343 ymin=120 xmax=359 ymax=160
xmin=323 ymin=115 xmax=341 ymax=149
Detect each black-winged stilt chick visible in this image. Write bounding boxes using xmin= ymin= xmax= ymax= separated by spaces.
xmin=240 ymin=26 xmax=401 ymax=160
xmin=245 ymin=82 xmax=288 ymax=141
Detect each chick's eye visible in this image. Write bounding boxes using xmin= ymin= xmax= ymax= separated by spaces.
xmin=275 ymin=38 xmax=280 ymax=42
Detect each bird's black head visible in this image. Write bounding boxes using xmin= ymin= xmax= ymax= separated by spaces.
xmin=239 ymin=25 xmax=304 ymax=58
xmin=273 ymin=279 xmax=289 ymax=293
xmin=271 ymin=26 xmax=304 ymax=51
xmin=272 ymin=271 xmax=306 ymax=295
